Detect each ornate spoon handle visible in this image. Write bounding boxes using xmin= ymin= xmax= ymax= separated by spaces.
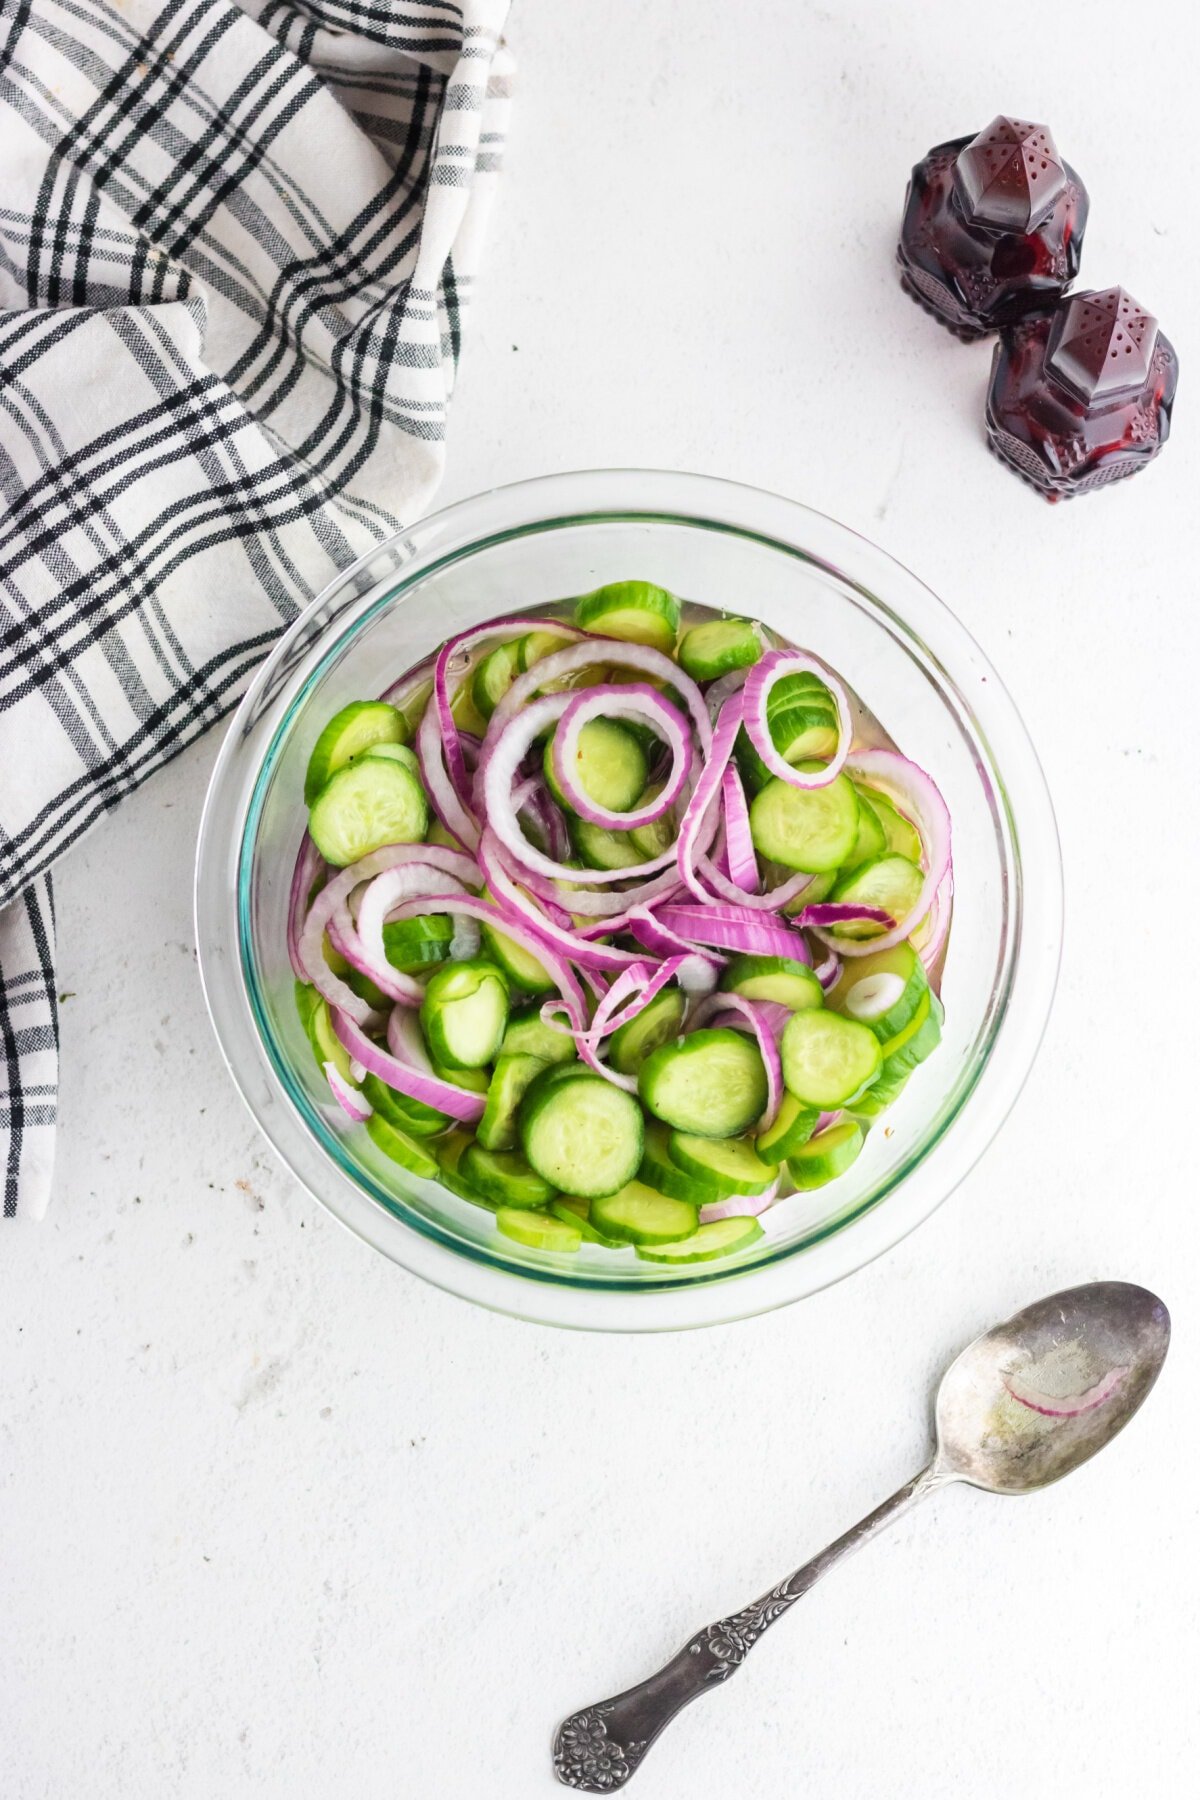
xmin=552 ymin=1467 xmax=940 ymax=1792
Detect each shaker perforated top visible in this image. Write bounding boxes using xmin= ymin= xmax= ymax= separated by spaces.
xmin=953 ymin=116 xmax=1068 ymax=233
xmin=1046 ymin=287 xmax=1160 ymax=405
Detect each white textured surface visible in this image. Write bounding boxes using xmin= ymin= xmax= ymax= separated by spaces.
xmin=3 ymin=3 xmax=1198 ymax=1794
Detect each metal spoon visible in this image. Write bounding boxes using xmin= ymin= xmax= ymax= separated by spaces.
xmin=552 ymin=1280 xmax=1169 ymax=1792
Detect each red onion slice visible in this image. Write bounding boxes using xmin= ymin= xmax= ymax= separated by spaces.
xmin=721 ymin=763 xmax=759 ymax=892
xmin=741 ymin=649 xmax=853 ymax=790
xmin=699 ymin=1178 xmax=779 ymax=1224
xmin=287 ymin=833 xmax=324 ymax=980
xmin=812 ymin=946 xmax=841 ymax=990
xmin=655 ymin=901 xmax=811 ymax=964
xmin=811 ymin=749 xmax=952 ymax=959
xmin=353 ymin=863 xmax=477 ymax=1005
xmin=795 ymin=902 xmax=894 ymax=932
xmin=331 ymin=1009 xmax=486 ymax=1124
xmin=324 ymin=1062 xmax=372 ymax=1123
xmin=477 ymin=832 xmax=643 ymax=972
xmin=549 ymin=683 xmax=693 ymax=829
xmin=483 ymin=637 xmax=712 ymax=760
xmin=416 ymin=689 xmax=480 ymax=852
xmin=914 ymin=863 xmax=954 ymax=972
xmin=675 ymin=692 xmax=742 ymax=902
xmin=433 ymin=617 xmax=580 ymax=804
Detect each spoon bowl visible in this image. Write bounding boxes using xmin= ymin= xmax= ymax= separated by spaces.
xmin=932 ymin=1281 xmax=1171 ymax=1495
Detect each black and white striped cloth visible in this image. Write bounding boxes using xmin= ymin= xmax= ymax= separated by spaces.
xmin=0 ymin=0 xmax=512 ymax=1218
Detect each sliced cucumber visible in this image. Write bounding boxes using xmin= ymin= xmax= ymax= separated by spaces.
xmin=628 ymin=788 xmax=676 ymax=858
xmin=430 ymin=1060 xmax=491 ymax=1094
xmin=849 ymin=997 xmax=943 ymax=1119
xmin=756 ymin=1091 xmax=821 ymax=1161
xmin=827 ymin=942 xmax=928 ymax=1043
xmin=518 ymin=629 xmax=567 ymax=672
xmin=574 ymin=580 xmax=681 ymax=654
xmin=635 ymin=1216 xmax=765 ymax=1263
xmin=382 ymin=913 xmax=454 ymax=974
xmin=472 ymin=639 xmax=522 ymax=720
xmin=295 ymin=979 xmax=321 ymax=1034
xmin=307 ymin=996 xmax=352 ymax=1081
xmin=608 ymin=987 xmax=687 ymax=1075
xmin=434 ymin=1129 xmax=491 ymax=1205
xmin=781 ymin=868 xmax=836 ymax=915
xmin=551 ymin=1196 xmax=626 ymax=1247
xmin=476 ymin=1052 xmax=547 ymax=1152
xmin=303 ymin=700 xmax=407 ymax=806
xmin=544 ymin=717 xmax=648 ymax=816
xmin=877 ymin=987 xmax=932 ymax=1061
xmin=828 ymin=854 xmax=924 ymax=938
xmin=780 ymin=1009 xmax=882 ymax=1108
xmin=308 ymin=755 xmax=429 ymax=866
xmin=496 ymin=1207 xmax=581 ymax=1252
xmin=569 ymin=817 xmax=645 ymax=871
xmin=365 ymin=1110 xmax=439 ymax=1179
xmin=519 ymin=1069 xmax=644 ymax=1198
xmin=858 ymin=787 xmax=922 ymax=862
xmin=501 ymin=1008 xmax=577 ymax=1065
xmin=358 ymin=741 xmax=421 ymax=776
xmin=362 ymin=1071 xmax=451 ymax=1140
xmin=721 ymin=954 xmax=823 ymax=1011
xmin=639 ymin=1121 xmax=729 ymax=1206
xmin=638 ymin=1028 xmax=768 ymax=1137
xmin=461 ymin=1141 xmax=556 ymax=1209
xmin=479 ymin=917 xmax=556 ymax=995
xmin=841 ymin=792 xmax=887 ymax=872
xmin=450 ymin=679 xmax=488 ymax=738
xmin=749 ymin=772 xmax=860 ymax=873
xmin=677 ymin=617 xmax=764 ymax=681
xmin=787 ymin=1119 xmax=864 ymax=1189
xmin=420 ymin=958 xmax=509 ymax=1069
xmin=590 ymin=1181 xmax=698 ymax=1245
xmin=667 ymin=1132 xmax=778 ymax=1194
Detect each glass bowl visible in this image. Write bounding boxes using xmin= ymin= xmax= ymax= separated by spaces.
xmin=195 ymin=470 xmax=1061 ymax=1331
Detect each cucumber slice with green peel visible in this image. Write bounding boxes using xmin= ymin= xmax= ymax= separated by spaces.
xmin=361 ymin=1071 xmax=452 ymax=1139
xmin=590 ymin=1182 xmax=698 ymax=1245
xmin=500 ymin=1007 xmax=577 ymax=1065
xmin=295 ymin=980 xmax=321 ymax=1034
xmin=568 ymin=817 xmax=645 ymax=872
xmin=461 ymin=1142 xmax=556 ymax=1209
xmin=639 ymin=1122 xmax=729 ymax=1206
xmin=781 ymin=868 xmax=837 ymax=915
xmin=841 ymin=792 xmax=887 ymax=872
xmin=635 ymin=1216 xmax=765 ymax=1264
xmin=544 ymin=718 xmax=648 ymax=816
xmin=472 ymin=639 xmax=522 ymax=720
xmin=608 ymin=987 xmax=687 ymax=1076
xmin=749 ymin=772 xmax=860 ymax=873
xmin=365 ymin=1110 xmax=440 ymax=1179
xmin=827 ymin=942 xmax=928 ymax=1042
xmin=667 ymin=1132 xmax=779 ymax=1194
xmin=638 ymin=1028 xmax=768 ymax=1137
xmin=877 ymin=987 xmax=932 ymax=1061
xmin=420 ymin=958 xmax=509 ymax=1069
xmin=308 ymin=756 xmax=429 ymax=866
xmin=518 ymin=629 xmax=567 ymax=672
xmin=479 ymin=918 xmax=556 ymax=995
xmin=828 ymin=854 xmax=924 ymax=938
xmin=628 ymin=788 xmax=676 ymax=858
xmin=304 ymin=700 xmax=407 ymax=806
xmin=787 ymin=1119 xmax=864 ymax=1189
xmin=721 ymin=955 xmax=823 ymax=1011
xmin=476 ymin=1052 xmax=547 ymax=1152
xmin=496 ymin=1207 xmax=581 ymax=1252
xmin=450 ymin=679 xmax=489 ymax=738
xmin=307 ymin=997 xmax=352 ymax=1081
xmin=677 ymin=617 xmax=764 ymax=681
xmin=519 ymin=1070 xmax=645 ymax=1198
xmin=394 ymin=679 xmax=433 ymax=740
xmin=780 ymin=1009 xmax=882 ymax=1108
xmin=435 ymin=1130 xmax=492 ymax=1205
xmin=343 ymin=967 xmax=391 ymax=1009
xmin=756 ymin=1091 xmax=821 ymax=1161
xmin=430 ymin=1060 xmax=492 ymax=1094
xmin=382 ymin=913 xmax=455 ymax=975
xmin=551 ymin=1196 xmax=626 ymax=1247
xmin=574 ymin=580 xmax=681 ymax=654
xmin=358 ymin=741 xmax=421 ymax=776
xmin=857 ymin=787 xmax=922 ymax=862
xmin=848 ymin=1001 xmax=942 ymax=1119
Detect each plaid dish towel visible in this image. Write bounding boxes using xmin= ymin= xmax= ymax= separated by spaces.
xmin=0 ymin=0 xmax=513 ymax=1219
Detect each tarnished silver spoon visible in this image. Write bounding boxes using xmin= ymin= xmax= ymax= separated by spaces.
xmin=552 ymin=1281 xmax=1169 ymax=1792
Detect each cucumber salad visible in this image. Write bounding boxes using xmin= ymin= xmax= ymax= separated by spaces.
xmin=289 ymin=580 xmax=952 ymax=1266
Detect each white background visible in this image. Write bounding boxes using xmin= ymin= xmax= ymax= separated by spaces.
xmin=3 ymin=2 xmax=1198 ymax=1795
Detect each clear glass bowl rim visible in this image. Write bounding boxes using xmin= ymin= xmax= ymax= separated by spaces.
xmin=195 ymin=469 xmax=1063 ymax=1332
